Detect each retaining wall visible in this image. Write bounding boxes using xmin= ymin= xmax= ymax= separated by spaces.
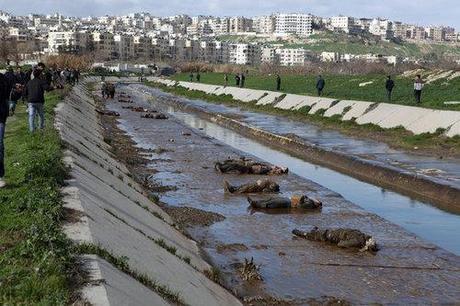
xmin=56 ymin=78 xmax=242 ymax=306
xmin=154 ymin=78 xmax=460 ymax=137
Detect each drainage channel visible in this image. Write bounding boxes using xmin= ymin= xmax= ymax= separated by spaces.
xmin=129 ymin=84 xmax=460 ymax=255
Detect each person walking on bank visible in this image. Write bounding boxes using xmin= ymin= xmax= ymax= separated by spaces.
xmin=316 ymin=75 xmax=325 ymax=96
xmin=276 ymin=74 xmax=281 ymax=91
xmin=235 ymin=74 xmax=240 ymax=87
xmin=9 ymin=84 xmax=23 ymax=115
xmin=0 ymin=73 xmax=10 ymax=188
xmin=24 ymin=69 xmax=54 ymax=132
xmin=385 ymin=75 xmax=395 ymax=102
xmin=240 ymin=73 xmax=245 ymax=88
xmin=189 ymin=72 xmax=194 ymax=82
xmin=224 ymin=73 xmax=229 ymax=87
xmin=414 ymin=75 xmax=424 ymax=104
xmin=196 ymin=72 xmax=201 ymax=82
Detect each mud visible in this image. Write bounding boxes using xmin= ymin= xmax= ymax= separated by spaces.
xmin=217 ymin=243 xmax=249 ymax=254
xmin=95 ymin=84 xmax=460 ymax=304
xmin=163 ymin=206 xmax=226 ymax=228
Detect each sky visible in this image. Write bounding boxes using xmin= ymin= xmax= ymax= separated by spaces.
xmin=1 ymin=0 xmax=459 ymax=29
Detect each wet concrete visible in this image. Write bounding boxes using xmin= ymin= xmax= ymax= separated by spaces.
xmin=102 ymin=85 xmax=460 ymax=304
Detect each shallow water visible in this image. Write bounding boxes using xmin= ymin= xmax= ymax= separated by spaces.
xmin=130 ymin=84 xmax=460 ymax=255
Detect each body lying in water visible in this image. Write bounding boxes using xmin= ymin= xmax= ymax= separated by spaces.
xmin=247 ymin=195 xmax=322 ymax=209
xmin=215 ymin=158 xmax=288 ymax=175
xmin=224 ymin=179 xmax=280 ymax=194
xmin=292 ymin=227 xmax=378 ymax=252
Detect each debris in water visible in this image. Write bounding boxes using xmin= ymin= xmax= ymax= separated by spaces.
xmin=239 ymin=257 xmax=262 ymax=281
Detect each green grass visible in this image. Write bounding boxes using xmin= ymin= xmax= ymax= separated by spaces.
xmin=0 ymin=90 xmax=79 ymax=305
xmin=147 ymin=82 xmax=460 ymax=157
xmin=172 ymin=72 xmax=460 ymax=110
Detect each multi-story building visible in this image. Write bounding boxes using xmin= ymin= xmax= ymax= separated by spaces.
xmin=47 ymin=31 xmax=90 ymax=53
xmin=114 ymin=34 xmax=134 ymax=60
xmin=274 ymin=13 xmax=313 ymax=37
xmin=413 ymin=27 xmax=426 ymax=40
xmin=330 ymin=16 xmax=353 ymax=33
xmin=369 ymin=19 xmax=394 ymax=40
xmin=229 ymin=17 xmax=253 ymax=33
xmin=228 ymin=43 xmax=261 ymax=65
xmin=133 ymin=35 xmax=153 ymax=59
xmin=261 ymin=47 xmax=278 ymax=65
xmin=92 ymin=31 xmax=115 ymax=60
xmin=253 ymin=16 xmax=275 ymax=34
xmin=8 ymin=27 xmax=32 ymax=41
xmin=275 ymin=48 xmax=307 ymax=66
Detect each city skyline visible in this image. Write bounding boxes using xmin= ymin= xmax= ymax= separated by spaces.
xmin=1 ymin=0 xmax=459 ymax=29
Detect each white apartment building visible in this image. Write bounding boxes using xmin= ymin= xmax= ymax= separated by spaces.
xmin=274 ymin=13 xmax=313 ymax=37
xmin=331 ymin=16 xmax=352 ymax=33
xmin=228 ymin=43 xmax=261 ymax=65
xmin=47 ymin=31 xmax=90 ymax=53
xmin=261 ymin=47 xmax=277 ymax=65
xmin=253 ymin=16 xmax=275 ymax=34
xmin=8 ymin=27 xmax=32 ymax=41
xmin=275 ymin=48 xmax=307 ymax=66
xmin=369 ymin=19 xmax=394 ymax=40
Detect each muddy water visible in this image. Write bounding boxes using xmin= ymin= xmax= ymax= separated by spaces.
xmin=104 ymin=85 xmax=460 ymax=303
xmin=127 ymin=85 xmax=460 ymax=256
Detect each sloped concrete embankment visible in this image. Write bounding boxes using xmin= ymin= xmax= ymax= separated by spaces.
xmin=149 ymin=88 xmax=460 ymax=211
xmin=154 ymin=78 xmax=460 ymax=137
xmin=54 ymin=80 xmax=242 ymax=306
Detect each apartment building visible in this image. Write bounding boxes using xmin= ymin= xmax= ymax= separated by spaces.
xmin=228 ymin=43 xmax=261 ymax=65
xmin=276 ymin=48 xmax=307 ymax=66
xmin=253 ymin=16 xmax=275 ymax=34
xmin=369 ymin=19 xmax=394 ymax=40
xmin=48 ymin=31 xmax=90 ymax=53
xmin=92 ymin=31 xmax=115 ymax=60
xmin=9 ymin=27 xmax=32 ymax=41
xmin=229 ymin=17 xmax=253 ymax=33
xmin=274 ymin=13 xmax=313 ymax=37
xmin=330 ymin=16 xmax=353 ymax=33
xmin=114 ymin=34 xmax=134 ymax=60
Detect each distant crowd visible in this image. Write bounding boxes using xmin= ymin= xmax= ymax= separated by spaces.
xmin=187 ymin=72 xmax=426 ymax=104
xmin=0 ymin=63 xmax=80 ymax=188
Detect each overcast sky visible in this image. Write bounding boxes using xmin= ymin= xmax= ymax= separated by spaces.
xmin=1 ymin=0 xmax=459 ymax=29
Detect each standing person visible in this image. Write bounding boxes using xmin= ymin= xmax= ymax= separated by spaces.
xmin=189 ymin=72 xmax=194 ymax=82
xmin=240 ymin=73 xmax=246 ymax=88
xmin=0 ymin=72 xmax=10 ymax=187
xmin=75 ymin=69 xmax=80 ymax=84
xmin=316 ymin=75 xmax=325 ymax=96
xmin=196 ymin=72 xmax=201 ymax=82
xmin=23 ymin=69 xmax=54 ymax=132
xmin=106 ymin=82 xmax=116 ymax=99
xmin=224 ymin=73 xmax=229 ymax=87
xmin=414 ymin=75 xmax=424 ymax=104
xmin=385 ymin=75 xmax=395 ymax=102
xmin=276 ymin=74 xmax=281 ymax=91
xmin=9 ymin=84 xmax=23 ymax=115
xmin=101 ymin=82 xmax=108 ymax=99
xmin=235 ymin=74 xmax=240 ymax=87
xmin=4 ymin=66 xmax=17 ymax=90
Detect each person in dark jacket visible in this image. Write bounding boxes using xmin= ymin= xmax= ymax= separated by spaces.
xmin=240 ymin=73 xmax=245 ymax=88
xmin=4 ymin=66 xmax=17 ymax=90
xmin=235 ymin=74 xmax=240 ymax=86
xmin=9 ymin=84 xmax=23 ymax=115
xmin=196 ymin=72 xmax=201 ymax=82
xmin=316 ymin=75 xmax=325 ymax=96
xmin=24 ymin=69 xmax=53 ymax=132
xmin=385 ymin=76 xmax=395 ymax=101
xmin=276 ymin=74 xmax=281 ymax=91
xmin=0 ymin=73 xmax=10 ymax=187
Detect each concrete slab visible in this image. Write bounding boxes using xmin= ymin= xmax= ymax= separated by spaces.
xmin=407 ymin=110 xmax=460 ymax=134
xmin=378 ymin=105 xmax=434 ymax=129
xmin=274 ymin=94 xmax=309 ymax=110
xmin=308 ymin=98 xmax=338 ymax=115
xmin=324 ymin=100 xmax=356 ymax=117
xmin=80 ymin=255 xmax=169 ymax=306
xmin=292 ymin=96 xmax=321 ymax=110
xmin=355 ymin=103 xmax=401 ymax=125
xmin=341 ymin=101 xmax=375 ymax=121
xmin=446 ymin=120 xmax=460 ymax=137
xmin=256 ymin=92 xmax=284 ymax=105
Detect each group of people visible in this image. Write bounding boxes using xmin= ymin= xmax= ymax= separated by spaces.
xmin=101 ymin=78 xmax=116 ymax=99
xmin=0 ymin=62 xmax=75 ymax=188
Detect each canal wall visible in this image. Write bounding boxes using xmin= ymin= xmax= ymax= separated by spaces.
xmin=55 ymin=79 xmax=242 ymax=306
xmin=153 ymin=78 xmax=460 ymax=137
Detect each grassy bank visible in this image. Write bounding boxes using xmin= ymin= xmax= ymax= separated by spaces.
xmin=172 ymin=72 xmax=460 ymax=110
xmin=146 ymin=82 xmax=460 ymax=158
xmin=0 ymin=90 xmax=80 ymax=304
